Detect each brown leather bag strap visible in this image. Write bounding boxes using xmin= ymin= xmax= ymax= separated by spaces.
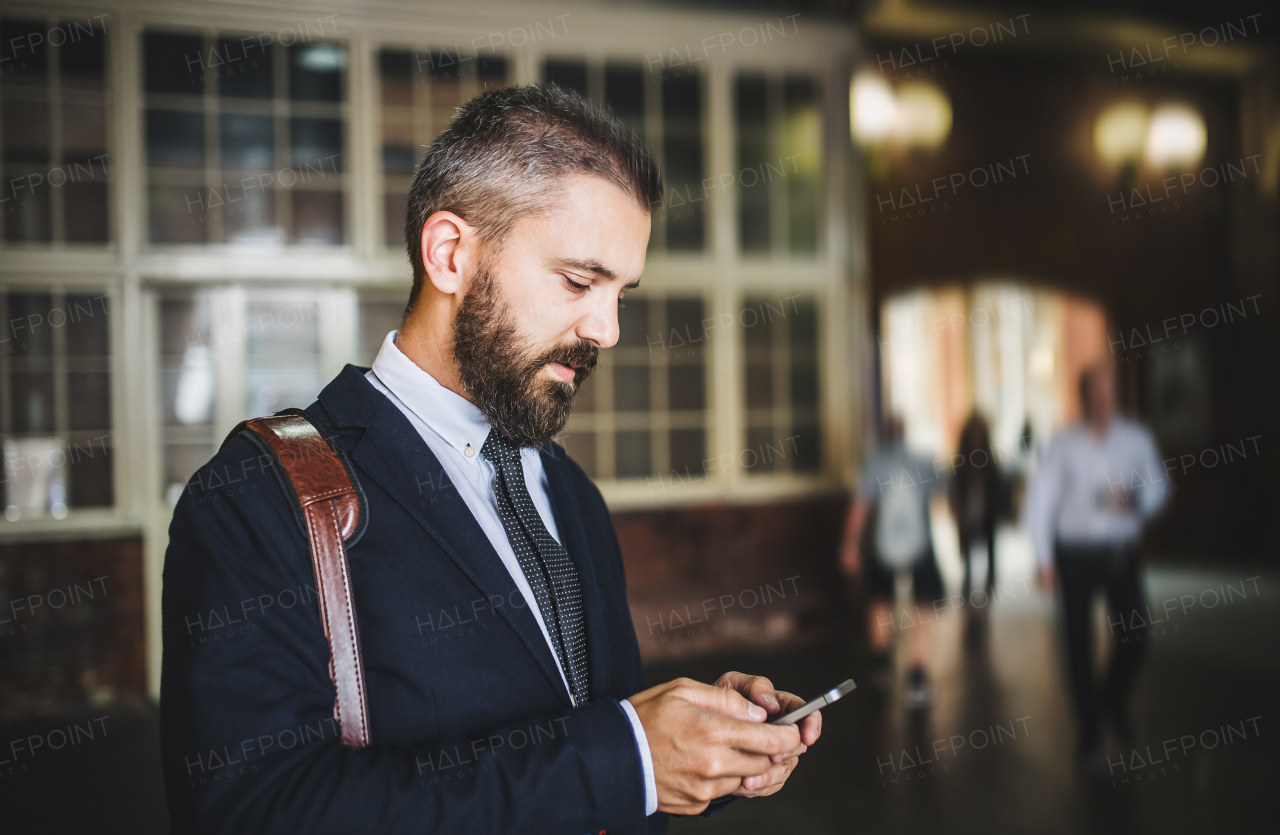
xmin=231 ymin=411 xmax=371 ymax=749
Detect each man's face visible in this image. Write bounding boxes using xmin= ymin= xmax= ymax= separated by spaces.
xmin=452 ymin=175 xmax=650 ymax=447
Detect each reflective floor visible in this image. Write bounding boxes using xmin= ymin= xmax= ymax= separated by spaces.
xmin=3 ymin=545 xmax=1275 ymax=834
xmin=657 ymin=548 xmax=1278 ymax=835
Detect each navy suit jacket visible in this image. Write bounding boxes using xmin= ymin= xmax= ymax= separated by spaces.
xmin=160 ymin=365 xmax=733 ymax=834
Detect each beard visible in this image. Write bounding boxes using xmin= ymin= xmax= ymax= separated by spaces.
xmin=452 ymin=257 xmax=598 ymax=448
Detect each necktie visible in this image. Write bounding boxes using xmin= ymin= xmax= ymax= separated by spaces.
xmin=481 ymin=431 xmax=590 ymax=707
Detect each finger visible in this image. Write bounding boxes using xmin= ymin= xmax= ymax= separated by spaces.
xmin=715 ymin=672 xmax=780 ymax=713
xmin=695 ymin=746 xmax=773 ymax=781
xmin=682 ymin=679 xmax=768 ymax=722
xmin=711 ymin=714 xmax=800 ymax=757
xmin=771 ymin=742 xmax=808 ymax=763
xmin=800 ymin=709 xmax=822 ymax=746
xmin=737 ymin=756 xmax=797 ymax=795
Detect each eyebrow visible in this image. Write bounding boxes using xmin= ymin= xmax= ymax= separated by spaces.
xmin=554 ymin=257 xmax=641 ymax=289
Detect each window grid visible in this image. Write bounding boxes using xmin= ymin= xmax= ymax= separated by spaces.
xmin=144 ymin=31 xmax=348 ymax=245
xmin=1 ymin=289 xmax=113 ymax=517
xmin=379 ymin=48 xmax=510 ymax=248
xmin=733 ymin=72 xmax=821 ymax=256
xmin=0 ymin=16 xmax=110 ymax=245
xmin=743 ymin=294 xmax=820 ymax=475
xmin=561 ymin=295 xmax=708 ymax=482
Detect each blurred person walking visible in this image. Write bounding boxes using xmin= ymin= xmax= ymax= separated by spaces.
xmin=950 ymin=412 xmax=1000 ymax=601
xmin=1024 ymin=363 xmax=1167 ymax=770
xmin=840 ymin=416 xmax=947 ymax=709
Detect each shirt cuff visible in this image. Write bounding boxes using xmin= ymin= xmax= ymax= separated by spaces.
xmin=618 ymin=699 xmax=659 ymax=816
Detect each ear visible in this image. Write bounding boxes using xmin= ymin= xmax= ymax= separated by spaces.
xmin=419 ymin=211 xmax=473 ymax=296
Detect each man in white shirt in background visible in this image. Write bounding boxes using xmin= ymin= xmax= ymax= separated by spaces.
xmin=1025 ymin=362 xmax=1167 ymax=770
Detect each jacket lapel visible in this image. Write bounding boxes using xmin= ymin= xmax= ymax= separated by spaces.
xmin=315 ymin=366 xmax=573 ymax=706
xmin=540 ymin=444 xmax=614 ymax=703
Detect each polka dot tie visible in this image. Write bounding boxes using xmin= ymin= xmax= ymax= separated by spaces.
xmin=481 ymin=431 xmax=590 ymax=707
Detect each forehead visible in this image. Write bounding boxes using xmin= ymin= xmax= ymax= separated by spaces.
xmin=507 ymin=174 xmax=650 ymax=280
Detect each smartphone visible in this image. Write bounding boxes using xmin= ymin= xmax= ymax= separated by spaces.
xmin=767 ymin=678 xmax=857 ymax=725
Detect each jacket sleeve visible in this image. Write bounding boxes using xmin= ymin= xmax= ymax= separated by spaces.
xmin=160 ymin=434 xmax=647 ymax=835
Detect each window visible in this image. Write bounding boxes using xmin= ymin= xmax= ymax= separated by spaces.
xmin=734 ymin=73 xmax=821 ymax=255
xmin=143 ymin=31 xmax=348 ymax=245
xmin=540 ymin=57 xmax=705 ymax=252
xmin=379 ymin=48 xmax=509 ymax=248
xmin=561 ymin=295 xmax=708 ymax=481
xmin=1 ymin=290 xmax=113 ymax=518
xmin=742 ymin=294 xmax=821 ymax=473
xmin=0 ymin=16 xmax=111 ymax=245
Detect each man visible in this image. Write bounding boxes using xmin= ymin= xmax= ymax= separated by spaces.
xmin=161 ymin=85 xmax=820 ymax=834
xmin=1024 ymin=362 xmax=1166 ymax=768
xmin=839 ymin=415 xmax=946 ymax=708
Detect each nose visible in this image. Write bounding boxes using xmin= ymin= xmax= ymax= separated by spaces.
xmin=576 ymin=293 xmax=621 ymax=349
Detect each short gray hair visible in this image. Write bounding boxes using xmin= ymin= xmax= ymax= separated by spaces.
xmin=403 ymin=83 xmax=662 ymax=309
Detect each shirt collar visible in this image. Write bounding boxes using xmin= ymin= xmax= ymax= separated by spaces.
xmin=370 ymin=330 xmax=492 ymax=464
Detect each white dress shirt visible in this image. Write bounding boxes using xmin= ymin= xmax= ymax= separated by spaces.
xmin=366 ymin=331 xmax=658 ymax=816
xmin=1023 ymin=417 xmax=1167 ymax=567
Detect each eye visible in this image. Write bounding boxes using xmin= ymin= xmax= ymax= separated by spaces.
xmin=561 ymin=274 xmax=590 ymax=293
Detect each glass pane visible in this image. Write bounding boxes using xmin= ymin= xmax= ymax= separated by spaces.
xmin=64 ymin=294 xmax=109 ymax=356
xmin=669 ymin=429 xmax=705 ymax=474
xmin=164 ymin=443 xmax=213 ymax=504
xmin=669 ymin=364 xmax=704 ymax=411
xmin=1 ymin=20 xmax=50 ymax=83
xmin=3 ymin=97 xmax=50 ymax=163
xmin=616 ymin=298 xmax=650 ymax=348
xmin=220 ymin=113 xmax=274 ymax=170
xmin=544 ymin=59 xmax=587 ymax=97
xmin=217 ymin=37 xmax=273 ymax=98
xmin=290 ymin=117 xmax=343 ymax=171
xmin=244 ymin=291 xmax=323 ymax=417
xmin=146 ymin=109 xmax=205 ymax=168
xmin=3 ymin=164 xmax=52 ymax=241
xmin=784 ymin=76 xmax=820 ymax=254
xmin=747 ymin=426 xmax=779 ymax=474
xmin=615 ymin=430 xmax=651 ymax=478
xmin=67 ymin=440 xmax=113 ymax=507
xmin=289 ymin=43 xmax=345 ymax=102
xmin=662 ymin=74 xmax=704 ymax=251
xmin=159 ymin=294 xmax=215 ymax=427
xmin=9 ymin=293 xmax=53 ymax=356
xmin=478 ymin=55 xmax=508 ymax=85
xmin=144 ymin=32 xmax=204 ymax=95
xmin=62 ymin=101 xmax=107 ymax=161
xmin=604 ymin=63 xmax=644 ymax=137
xmin=789 ymin=296 xmax=818 ymax=352
xmin=746 ymin=362 xmax=772 ymax=408
xmin=562 ymin=430 xmax=596 ymax=478
xmin=614 ymin=365 xmax=650 ymax=412
xmin=59 ymin=23 xmax=106 ymax=87
xmin=64 ymin=182 xmax=109 ymax=242
xmin=67 ymin=372 xmax=110 ymax=430
xmin=220 ymin=188 xmax=278 ymax=245
xmin=791 ymin=422 xmax=821 ymax=472
xmin=148 ymin=185 xmax=205 ymax=243
xmin=735 ymin=74 xmax=771 ymax=254
xmin=378 ymin=49 xmax=412 ymax=106
xmin=290 ymin=190 xmax=343 ymax=244
xmin=3 ymin=438 xmax=65 ymax=519
xmin=10 ymin=372 xmax=54 ymax=433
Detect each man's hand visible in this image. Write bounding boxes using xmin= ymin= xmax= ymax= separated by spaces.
xmin=629 ymin=677 xmax=801 ymax=815
xmin=714 ymin=672 xmax=821 ymax=797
